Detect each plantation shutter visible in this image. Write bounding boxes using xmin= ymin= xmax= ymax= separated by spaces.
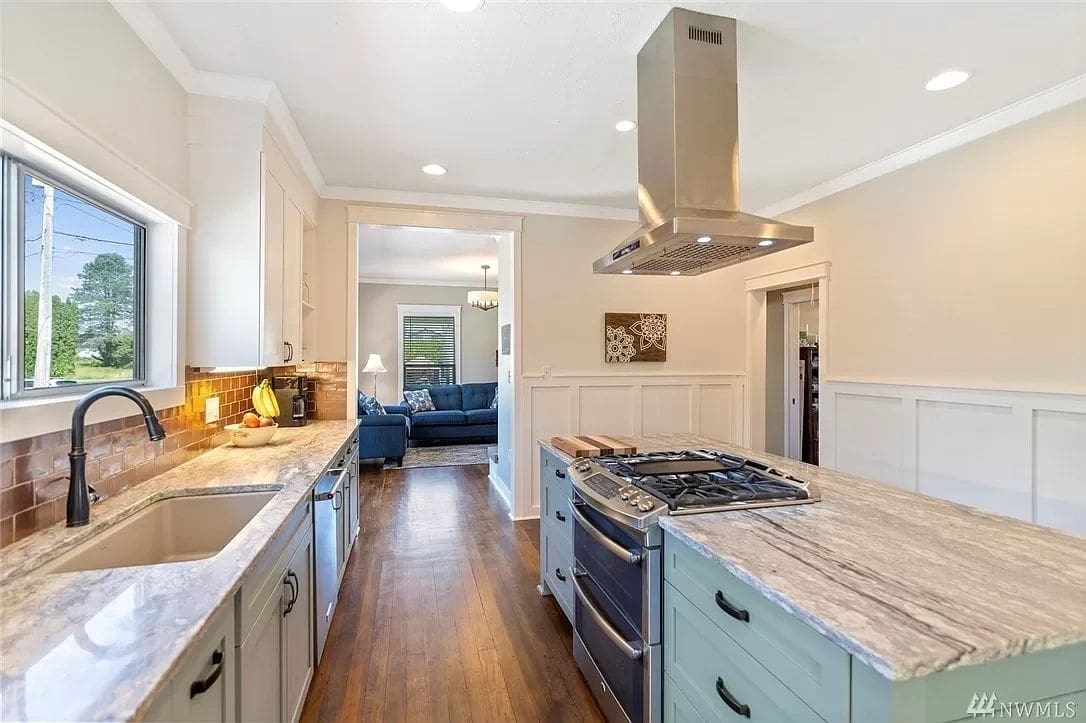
xmin=402 ymin=315 xmax=457 ymax=389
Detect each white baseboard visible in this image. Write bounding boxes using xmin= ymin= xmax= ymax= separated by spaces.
xmin=488 ymin=471 xmax=513 ymax=517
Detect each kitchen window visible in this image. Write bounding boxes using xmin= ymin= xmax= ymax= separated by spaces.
xmin=398 ymin=304 xmax=461 ymax=393
xmin=1 ymin=156 xmax=146 ymax=398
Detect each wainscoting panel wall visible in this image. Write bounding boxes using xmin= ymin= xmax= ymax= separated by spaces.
xmin=520 ymin=373 xmax=745 ymax=518
xmin=821 ymin=381 xmax=1086 ymax=536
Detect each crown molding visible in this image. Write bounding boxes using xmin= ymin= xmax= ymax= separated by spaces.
xmin=109 ymin=0 xmax=325 ymax=194
xmin=755 ymin=73 xmax=1086 ymax=218
xmin=324 ymin=185 xmax=639 ymax=222
xmin=112 ymin=0 xmax=1083 ymax=224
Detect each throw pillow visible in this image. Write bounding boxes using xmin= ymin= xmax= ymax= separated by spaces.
xmin=490 ymin=390 xmax=498 ymax=410
xmin=359 ymin=392 xmax=386 ymax=416
xmin=404 ymin=389 xmax=436 ymax=413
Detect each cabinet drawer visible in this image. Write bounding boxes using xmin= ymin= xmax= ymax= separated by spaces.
xmin=663 ymin=531 xmax=849 ymax=722
xmin=540 ymin=447 xmax=571 ymax=488
xmin=664 ymin=673 xmax=707 ymax=723
xmin=238 ymin=499 xmax=312 ymax=643
xmin=543 ymin=524 xmax=575 ymax=622
xmin=664 ymin=583 xmax=825 ymax=723
xmin=543 ymin=475 xmax=574 ymax=539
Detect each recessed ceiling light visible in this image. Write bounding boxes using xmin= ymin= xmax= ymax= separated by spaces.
xmin=621 ymin=269 xmax=633 ymax=275
xmin=440 ymin=0 xmax=483 ymax=12
xmin=422 ymin=163 xmax=447 ymax=176
xmin=615 ymin=120 xmax=637 ymax=133
xmin=925 ymin=69 xmax=970 ymax=92
xmin=696 ymin=236 xmax=711 ymax=244
xmin=669 ymin=271 xmax=681 ymax=276
xmin=757 ymin=239 xmax=774 ymax=247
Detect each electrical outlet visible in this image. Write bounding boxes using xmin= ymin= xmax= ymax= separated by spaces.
xmin=205 ymin=395 xmax=220 ymax=424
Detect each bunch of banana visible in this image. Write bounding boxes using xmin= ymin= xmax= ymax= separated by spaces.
xmin=251 ymin=379 xmax=280 ymax=418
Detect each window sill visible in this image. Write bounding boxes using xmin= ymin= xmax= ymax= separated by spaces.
xmin=0 ymin=385 xmax=184 ymax=443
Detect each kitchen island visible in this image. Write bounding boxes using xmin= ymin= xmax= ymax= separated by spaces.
xmin=539 ymin=433 xmax=1086 ymax=722
xmin=0 ymin=420 xmax=359 ymax=722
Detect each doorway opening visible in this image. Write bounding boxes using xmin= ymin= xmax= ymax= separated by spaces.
xmin=345 ymin=206 xmax=521 ymax=516
xmin=765 ymin=285 xmax=819 ymax=463
xmin=743 ymin=261 xmax=829 ymax=461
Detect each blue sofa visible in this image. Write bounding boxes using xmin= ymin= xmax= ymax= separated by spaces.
xmin=357 ymin=401 xmax=409 ymax=466
xmin=392 ymin=383 xmax=498 ymax=444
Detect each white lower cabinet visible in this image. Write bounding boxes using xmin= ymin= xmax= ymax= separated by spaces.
xmin=145 ymin=604 xmax=236 ymax=722
xmin=238 ymin=506 xmax=314 ymax=723
xmin=148 ymin=498 xmax=315 ymax=723
xmin=282 ymin=527 xmax=314 ymax=722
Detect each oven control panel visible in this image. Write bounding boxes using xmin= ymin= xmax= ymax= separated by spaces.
xmin=583 ymin=474 xmax=622 ymax=500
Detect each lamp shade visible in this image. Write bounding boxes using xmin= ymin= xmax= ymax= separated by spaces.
xmin=361 ymin=353 xmax=387 ymax=374
xmin=467 ymin=289 xmax=499 ymax=311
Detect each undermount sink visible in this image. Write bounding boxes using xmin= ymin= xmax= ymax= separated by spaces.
xmin=43 ymin=490 xmax=278 ymax=574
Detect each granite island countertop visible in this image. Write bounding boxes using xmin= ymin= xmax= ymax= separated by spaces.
xmin=539 ymin=434 xmax=1086 ymax=681
xmin=0 ymin=420 xmax=359 ymax=722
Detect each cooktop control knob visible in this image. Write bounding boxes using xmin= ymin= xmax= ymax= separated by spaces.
xmin=619 ymin=489 xmax=632 ymax=500
xmin=637 ymin=500 xmax=655 ymax=512
xmin=628 ymin=498 xmax=641 ymax=507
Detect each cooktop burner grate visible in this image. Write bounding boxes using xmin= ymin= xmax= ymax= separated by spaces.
xmin=595 ymin=450 xmax=811 ymax=512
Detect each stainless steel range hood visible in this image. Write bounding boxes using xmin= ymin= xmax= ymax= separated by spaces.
xmin=594 ymin=9 xmax=813 ymax=276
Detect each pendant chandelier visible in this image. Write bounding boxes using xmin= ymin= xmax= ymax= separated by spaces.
xmin=467 ymin=264 xmax=498 ymax=311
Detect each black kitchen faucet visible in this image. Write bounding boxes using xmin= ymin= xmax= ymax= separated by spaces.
xmin=66 ymin=386 xmax=165 ymax=527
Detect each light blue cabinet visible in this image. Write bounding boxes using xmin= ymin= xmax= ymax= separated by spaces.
xmin=538 ymin=446 xmax=575 ymax=624
xmin=662 ymin=530 xmax=1086 ymax=723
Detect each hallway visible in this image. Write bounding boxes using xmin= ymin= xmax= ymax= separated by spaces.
xmin=300 ymin=462 xmax=605 ymax=722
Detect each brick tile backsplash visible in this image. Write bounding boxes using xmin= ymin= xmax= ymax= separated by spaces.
xmin=0 ymin=365 xmax=300 ymax=548
xmin=297 ymin=361 xmax=349 ymax=420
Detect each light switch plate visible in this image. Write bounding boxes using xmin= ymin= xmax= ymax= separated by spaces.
xmin=205 ymin=396 xmax=220 ymax=424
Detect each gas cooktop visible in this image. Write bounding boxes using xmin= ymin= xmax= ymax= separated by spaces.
xmin=568 ymin=449 xmax=820 ymax=524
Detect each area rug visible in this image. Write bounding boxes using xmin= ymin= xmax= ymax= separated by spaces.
xmin=392 ymin=443 xmax=491 ymax=469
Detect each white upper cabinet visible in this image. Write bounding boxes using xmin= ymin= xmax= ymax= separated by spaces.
xmin=187 ymin=95 xmax=317 ymax=368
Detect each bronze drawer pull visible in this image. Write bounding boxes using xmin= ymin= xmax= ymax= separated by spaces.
xmin=715 ymin=590 xmax=750 ymax=622
xmin=716 ymin=677 xmax=751 ymax=718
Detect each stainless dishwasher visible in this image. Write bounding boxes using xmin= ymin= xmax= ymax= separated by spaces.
xmin=313 ymin=437 xmax=358 ymax=663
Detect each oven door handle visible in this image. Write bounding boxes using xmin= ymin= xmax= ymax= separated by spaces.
xmin=570 ymin=501 xmax=642 ymax=565
xmin=570 ymin=566 xmax=643 ymax=660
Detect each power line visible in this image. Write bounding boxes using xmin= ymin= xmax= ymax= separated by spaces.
xmin=55 ymin=201 xmax=132 ymax=232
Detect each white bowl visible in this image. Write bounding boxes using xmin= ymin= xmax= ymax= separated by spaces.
xmin=225 ymin=423 xmax=278 ymax=447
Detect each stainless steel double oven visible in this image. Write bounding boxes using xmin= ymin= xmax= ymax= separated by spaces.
xmin=569 ymin=482 xmax=662 ymax=723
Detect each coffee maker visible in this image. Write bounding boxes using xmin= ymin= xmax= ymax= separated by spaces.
xmin=271 ymin=375 xmax=309 ymax=427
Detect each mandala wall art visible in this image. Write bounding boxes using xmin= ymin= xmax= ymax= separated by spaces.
xmin=604 ymin=313 xmax=667 ymax=363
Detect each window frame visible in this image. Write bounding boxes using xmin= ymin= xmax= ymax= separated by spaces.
xmin=1 ymin=155 xmax=148 ymax=400
xmin=396 ymin=303 xmax=462 ymax=398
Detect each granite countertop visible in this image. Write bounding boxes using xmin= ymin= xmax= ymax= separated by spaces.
xmin=0 ymin=420 xmax=359 ymax=722
xmin=539 ymin=434 xmax=1086 ymax=681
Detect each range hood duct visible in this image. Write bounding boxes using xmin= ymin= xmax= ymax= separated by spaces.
xmin=594 ymin=9 xmax=813 ymax=276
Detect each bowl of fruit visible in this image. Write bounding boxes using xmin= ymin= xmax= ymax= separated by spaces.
xmin=225 ymin=380 xmax=280 ymax=447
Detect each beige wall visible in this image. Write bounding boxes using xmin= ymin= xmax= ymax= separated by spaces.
xmin=519 ymin=214 xmax=745 ymax=374
xmin=357 ymin=282 xmax=498 ymax=401
xmin=715 ymin=98 xmax=1086 ymax=392
xmin=1 ymin=1 xmax=189 ymax=200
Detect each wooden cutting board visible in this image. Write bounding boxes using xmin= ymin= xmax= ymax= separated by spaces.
xmin=550 ymin=435 xmax=637 ymax=458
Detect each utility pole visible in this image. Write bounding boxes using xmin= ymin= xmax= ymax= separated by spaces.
xmin=31 ymin=179 xmax=54 ymax=388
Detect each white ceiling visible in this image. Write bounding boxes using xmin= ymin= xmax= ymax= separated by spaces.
xmin=358 ymin=225 xmax=499 ymax=286
xmin=145 ymin=1 xmax=1086 ymax=212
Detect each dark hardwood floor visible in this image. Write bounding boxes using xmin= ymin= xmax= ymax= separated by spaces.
xmin=300 ymin=462 xmax=605 ymax=722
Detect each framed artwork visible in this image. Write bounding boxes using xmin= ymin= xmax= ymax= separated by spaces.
xmin=604 ymin=313 xmax=667 ymax=363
